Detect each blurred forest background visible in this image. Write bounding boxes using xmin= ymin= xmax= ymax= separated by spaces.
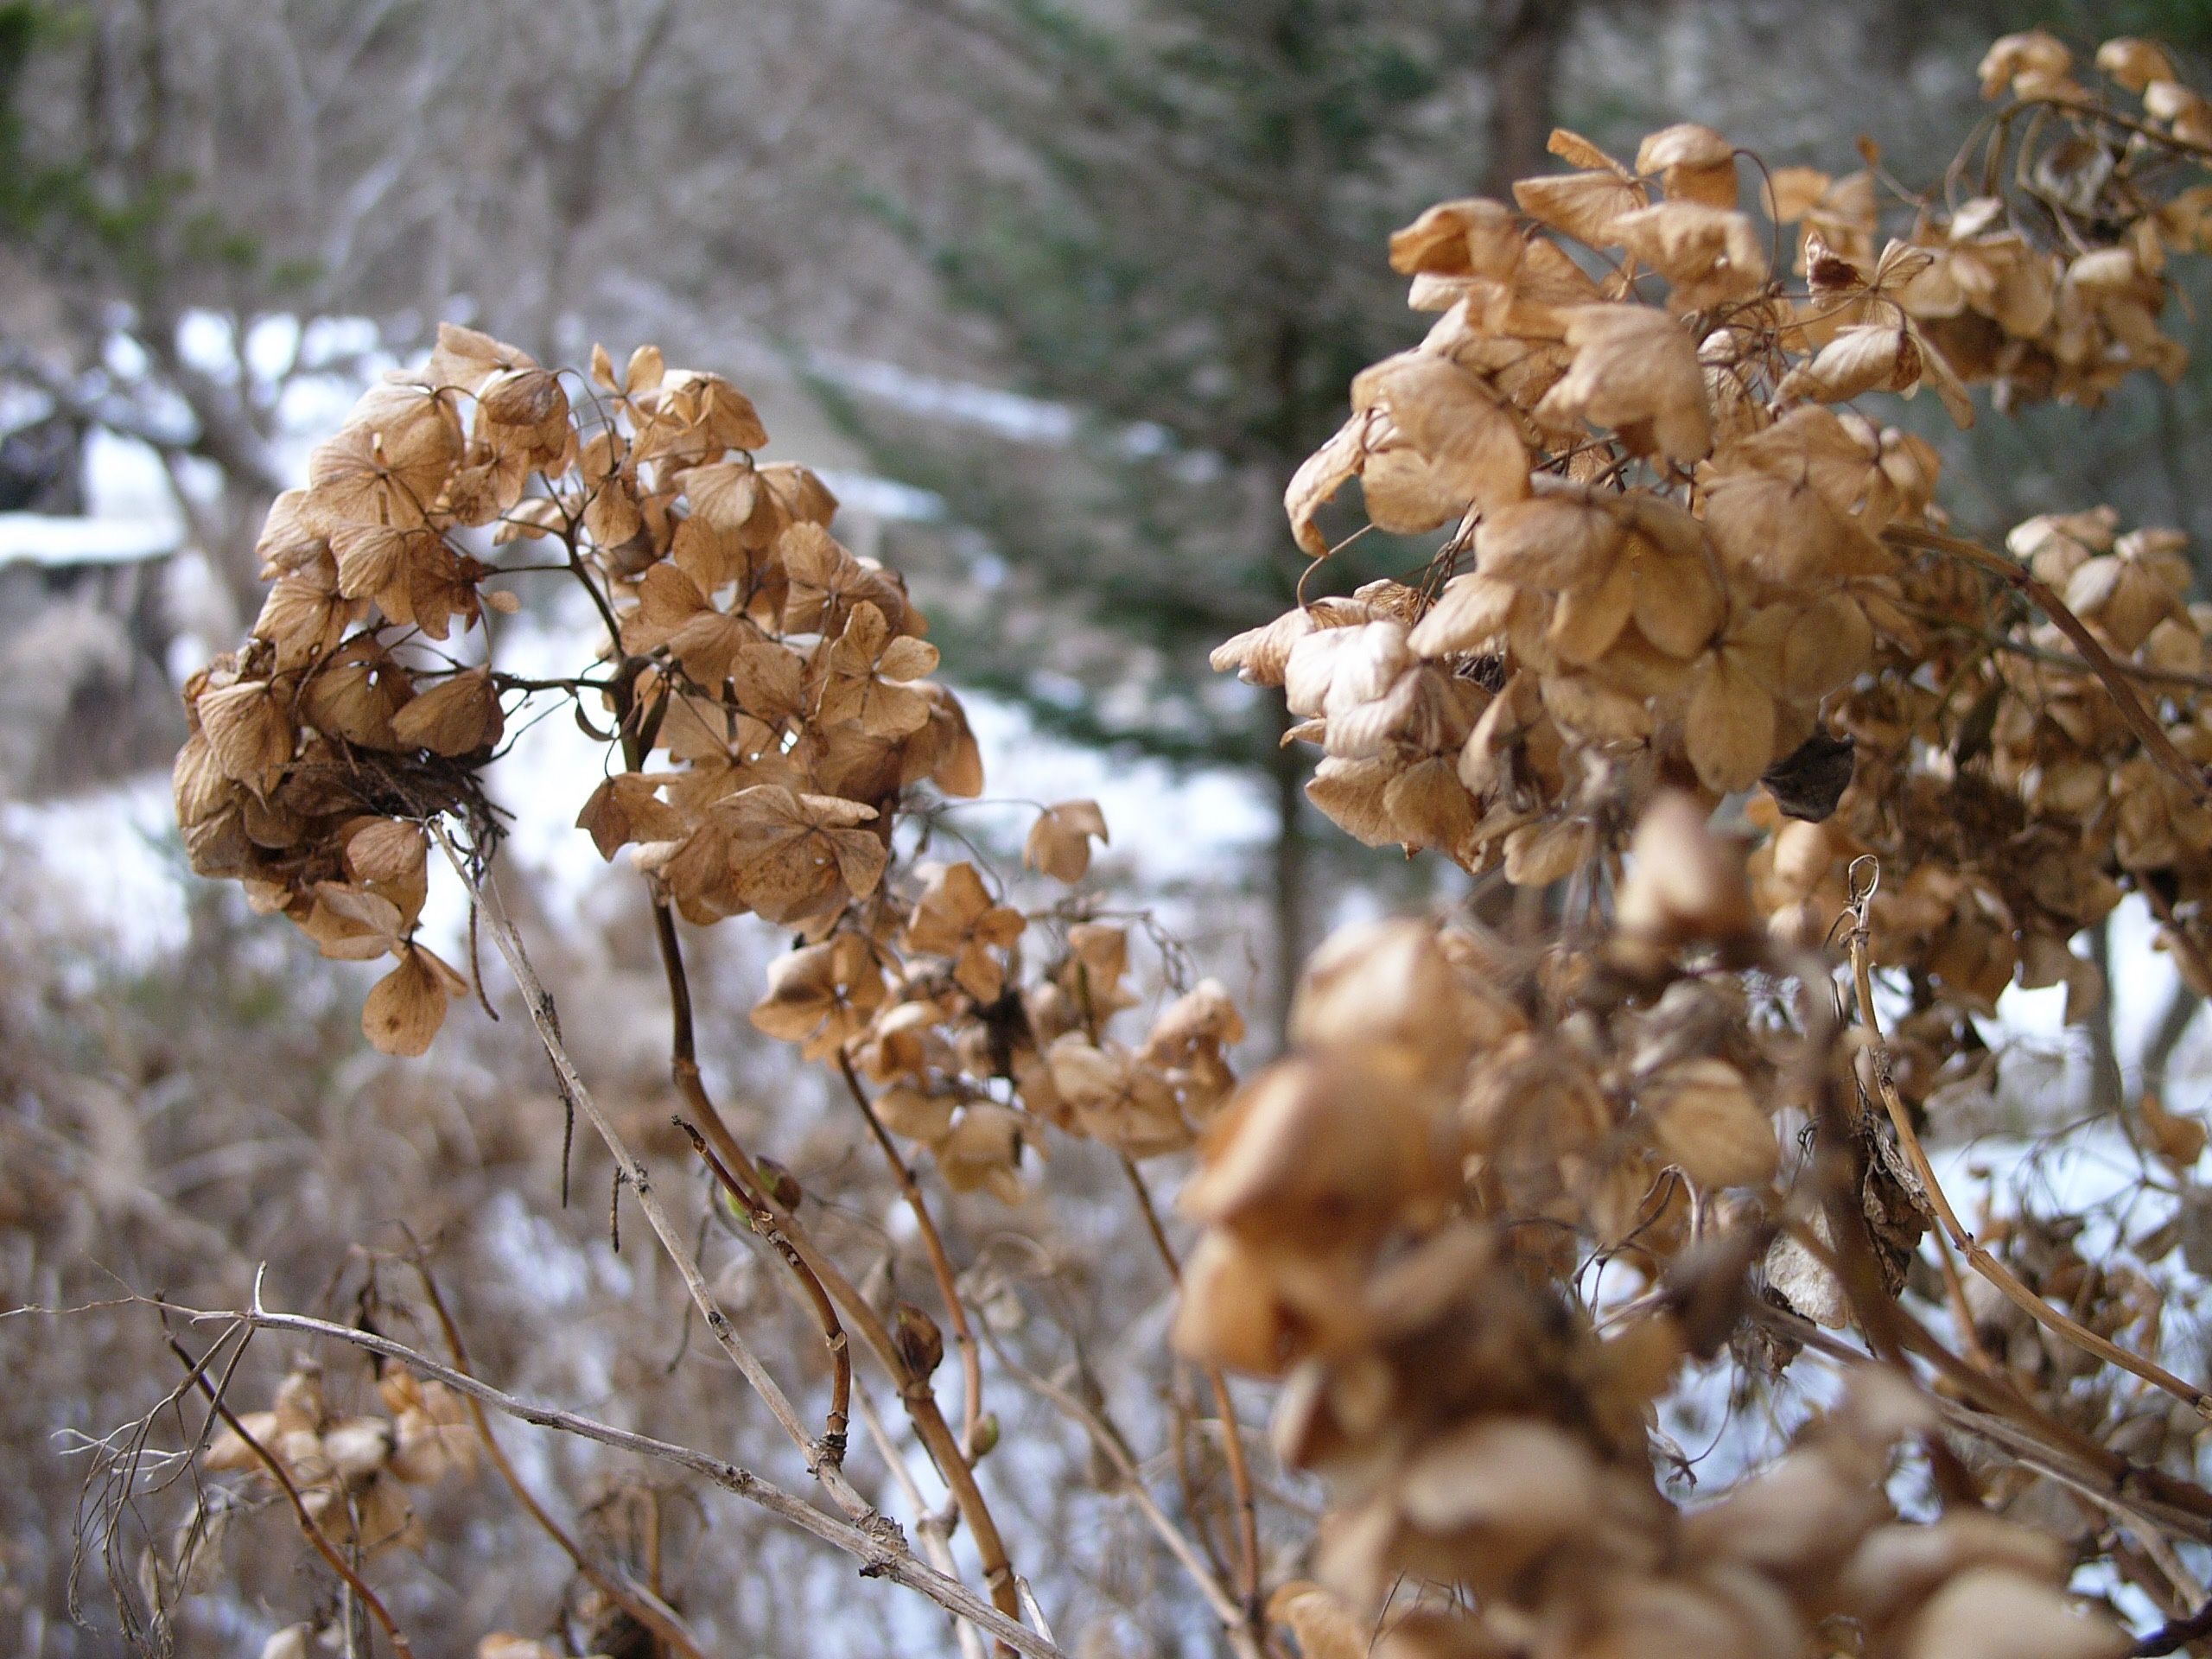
xmin=7 ymin=2 xmax=2212 ymax=1655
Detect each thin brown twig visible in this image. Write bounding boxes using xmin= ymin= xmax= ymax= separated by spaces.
xmin=588 ymin=535 xmax=1023 ymax=1634
xmin=677 ymin=1119 xmax=852 ymax=1468
xmin=2139 ymin=882 xmax=2212 ymax=1011
xmin=835 ymin=1046 xmax=986 ymax=1453
xmin=1118 ymin=1157 xmax=1267 ymax=1643
xmin=972 ymin=1319 xmax=1259 ymax=1656
xmin=1923 ymin=1217 xmax=2003 ymax=1376
xmin=430 ymin=827 xmax=876 ymax=1518
xmin=2104 ymin=1498 xmax=2208 ymax=1616
xmin=1749 ymin=1297 xmax=2212 ymax=1548
xmin=637 ymin=904 xmax=1023 ymax=1642
xmin=1164 ymin=1372 xmax=1236 ymax=1588
xmin=2133 ymin=1595 xmax=2212 ymax=1657
xmin=1121 ymin=1157 xmax=1182 ymax=1280
xmin=851 ymin=1378 xmax=988 ymax=1659
xmin=1771 ymin=1086 xmax=2212 ymax=1512
xmin=1842 ymin=891 xmax=2212 ymax=1417
xmin=715 ymin=1160 xmax=1021 ymax=1635
xmin=2008 ymin=90 xmax=2212 ymax=165
xmin=1903 ymin=601 xmax=2212 ymax=694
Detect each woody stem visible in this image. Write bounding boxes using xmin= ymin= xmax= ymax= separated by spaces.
xmin=834 ymin=1046 xmax=988 ymax=1454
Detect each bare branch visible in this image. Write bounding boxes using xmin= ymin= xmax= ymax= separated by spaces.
xmin=155 ymin=1292 xmax=1071 ymax=1659
xmin=429 ymin=827 xmax=876 ymax=1517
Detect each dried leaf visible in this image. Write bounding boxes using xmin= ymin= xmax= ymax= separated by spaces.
xmin=1026 ymin=800 xmax=1110 ymax=884
xmin=1537 ymin=307 xmax=1713 ymax=461
xmin=1646 ymin=1058 xmax=1777 ymax=1187
xmin=391 ymin=669 xmax=504 ymax=757
xmin=362 ymin=944 xmax=467 ymax=1058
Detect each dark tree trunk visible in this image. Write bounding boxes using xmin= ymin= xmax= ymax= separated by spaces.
xmin=2088 ymin=918 xmax=2125 ymax=1118
xmin=0 ymin=416 xmax=86 ymax=514
xmin=1484 ymin=0 xmax=1580 ymax=200
xmin=2143 ymin=979 xmax=2202 ymax=1104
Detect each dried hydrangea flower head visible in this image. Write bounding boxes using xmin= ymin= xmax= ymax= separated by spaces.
xmin=1182 ymin=35 xmax=2212 ymax=1659
xmin=179 ymin=324 xmax=1245 ymax=1243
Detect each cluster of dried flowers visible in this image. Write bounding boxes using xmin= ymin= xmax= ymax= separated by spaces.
xmin=1172 ymin=804 xmax=2160 ymax=1659
xmin=172 ymin=315 xmax=1262 ymax=1652
xmin=1236 ymin=26 xmax=2212 ymax=876
xmin=168 ymin=27 xmax=2212 ymax=1659
xmin=1159 ymin=28 xmax=2212 ymax=1659
xmin=171 ymin=320 xmax=1238 ymax=1202
xmin=203 ymin=1365 xmax=475 ymax=1558
xmin=1213 ymin=27 xmax=2212 ymax=1142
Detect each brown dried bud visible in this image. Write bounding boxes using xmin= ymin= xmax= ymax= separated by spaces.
xmin=893 ymin=1302 xmax=944 ymax=1379
xmin=1761 ymin=729 xmax=1856 ymax=823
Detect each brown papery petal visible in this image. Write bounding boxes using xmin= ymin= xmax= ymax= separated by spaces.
xmin=362 ymin=945 xmax=458 ymax=1057
xmin=1025 ymin=800 xmax=1109 ymax=884
xmin=1477 ymin=494 xmax=1625 ymax=591
xmin=1686 ymin=655 xmax=1777 ymax=793
xmin=1513 ymin=168 xmax=1644 ymax=245
xmin=1286 ymin=412 xmax=1373 ymax=556
xmin=1647 ymin=1058 xmax=1777 ymax=1187
xmin=391 ymin=669 xmax=504 ymax=757
xmin=1537 ymin=305 xmax=1713 ymax=462
xmin=1408 ymin=573 xmax=1518 ymax=658
xmin=344 ymin=819 xmax=427 ymax=885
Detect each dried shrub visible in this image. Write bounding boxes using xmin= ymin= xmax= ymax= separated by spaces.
xmin=96 ymin=26 xmax=2212 ymax=1659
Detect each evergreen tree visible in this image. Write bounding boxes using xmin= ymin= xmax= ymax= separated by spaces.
xmin=851 ymin=0 xmax=1580 ymax=1023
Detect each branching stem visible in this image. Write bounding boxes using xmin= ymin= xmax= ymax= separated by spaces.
xmin=407 ymin=1261 xmax=711 ymax=1659
xmin=430 ymin=828 xmax=878 ymax=1514
xmin=678 ymin=1120 xmax=852 ymax=1469
xmin=165 ymin=1294 xmax=1069 ymax=1659
xmin=1843 ymin=895 xmax=2212 ymax=1417
xmin=166 ymin=1333 xmax=416 ymax=1659
xmin=834 ymin=1046 xmax=987 ymax=1452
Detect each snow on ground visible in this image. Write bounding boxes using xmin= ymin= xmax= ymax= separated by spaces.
xmin=0 ymin=512 xmax=175 ymax=567
xmin=0 ymin=775 xmax=192 ymax=980
xmin=1993 ymin=894 xmax=2187 ymax=1089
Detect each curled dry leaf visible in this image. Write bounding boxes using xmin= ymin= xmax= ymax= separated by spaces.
xmin=906 ymin=861 xmax=1025 ymax=1002
xmin=575 ymin=772 xmax=688 ymax=861
xmin=749 ymin=932 xmax=884 ymax=1060
xmin=1537 ymin=305 xmax=1713 ymax=461
xmin=362 ymin=942 xmax=469 ymax=1057
xmin=1025 ymin=799 xmax=1110 ymax=883
xmin=392 ymin=668 xmax=504 ymax=757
